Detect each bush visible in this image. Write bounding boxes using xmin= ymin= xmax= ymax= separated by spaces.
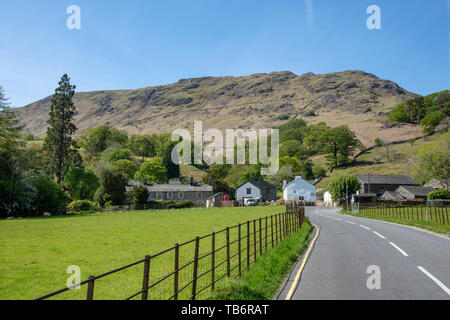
xmin=428 ymin=188 xmax=450 ymax=200
xmin=126 ymin=185 xmax=149 ymax=205
xmin=35 ymin=177 xmax=70 ymax=213
xmin=69 ymin=200 xmax=96 ymax=212
xmin=166 ymin=200 xmax=194 ymax=209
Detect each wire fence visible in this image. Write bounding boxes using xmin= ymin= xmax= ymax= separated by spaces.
xmin=35 ymin=205 xmax=305 ymax=300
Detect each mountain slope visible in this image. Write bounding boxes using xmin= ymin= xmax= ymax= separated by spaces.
xmin=17 ymin=70 xmax=421 ymax=146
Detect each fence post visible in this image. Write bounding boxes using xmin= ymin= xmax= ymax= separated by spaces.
xmin=247 ymin=221 xmax=250 ymax=268
xmin=141 ymin=255 xmax=151 ymax=300
xmin=226 ymin=228 xmax=231 ymax=278
xmin=174 ymin=243 xmax=179 ymax=300
xmin=238 ymin=224 xmax=242 ymax=277
xmin=265 ymin=216 xmax=268 ymax=252
xmin=86 ymin=275 xmax=95 ymax=300
xmin=259 ymin=218 xmax=262 ymax=256
xmin=426 ymin=206 xmax=428 ymax=222
xmin=253 ymin=220 xmax=257 ymax=262
xmin=211 ymin=232 xmax=215 ymax=291
xmin=192 ymin=237 xmax=200 ymax=300
xmin=271 ymin=215 xmax=274 ymax=248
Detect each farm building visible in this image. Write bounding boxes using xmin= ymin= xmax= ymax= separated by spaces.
xmin=236 ymin=178 xmax=277 ymax=203
xmin=283 ymin=176 xmax=316 ymax=202
xmin=356 ymin=174 xmax=420 ymax=197
xmin=424 ymin=178 xmax=448 ymax=189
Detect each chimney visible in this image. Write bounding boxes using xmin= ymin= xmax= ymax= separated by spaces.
xmin=208 ymin=177 xmax=212 ymax=186
xmin=190 ymin=176 xmax=194 ymax=186
xmin=144 ymin=177 xmax=148 ymax=186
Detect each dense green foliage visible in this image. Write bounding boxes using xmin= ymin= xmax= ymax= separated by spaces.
xmin=388 ymin=90 xmax=450 ymax=133
xmin=68 ymin=200 xmax=97 ymax=212
xmin=428 ymin=188 xmax=450 ymax=200
xmin=94 ymin=168 xmax=126 ymax=205
xmin=328 ymin=175 xmax=361 ymax=201
xmin=64 ymin=167 xmax=100 ymax=200
xmin=126 ymin=185 xmax=150 ymax=205
xmin=134 ymin=157 xmax=168 ymax=183
xmin=413 ymin=132 xmax=450 ymax=186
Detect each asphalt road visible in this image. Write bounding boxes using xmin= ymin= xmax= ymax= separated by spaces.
xmin=278 ymin=206 xmax=450 ymax=300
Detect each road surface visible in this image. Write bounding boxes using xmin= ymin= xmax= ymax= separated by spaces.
xmin=278 ymin=207 xmax=450 ymax=300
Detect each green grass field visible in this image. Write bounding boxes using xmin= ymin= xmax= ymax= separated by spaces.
xmin=0 ymin=206 xmax=285 ymax=300
xmin=341 ymin=206 xmax=450 ymax=236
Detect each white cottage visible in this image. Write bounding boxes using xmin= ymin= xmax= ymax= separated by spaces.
xmin=283 ymin=176 xmax=316 ymax=202
xmin=236 ymin=178 xmax=277 ymax=202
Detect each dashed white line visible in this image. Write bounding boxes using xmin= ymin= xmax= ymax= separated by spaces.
xmin=417 ymin=266 xmax=450 ymax=296
xmin=334 ymin=218 xmax=343 ymax=221
xmin=389 ymin=242 xmax=409 ymax=256
xmin=345 ymin=221 xmax=356 ymax=225
xmin=373 ymin=231 xmax=386 ymax=239
xmin=359 ymin=224 xmax=370 ymax=230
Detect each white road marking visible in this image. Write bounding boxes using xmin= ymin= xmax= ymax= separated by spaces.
xmin=389 ymin=242 xmax=409 ymax=256
xmin=373 ymin=231 xmax=386 ymax=239
xmin=417 ymin=266 xmax=450 ymax=296
xmin=335 ymin=218 xmax=343 ymax=221
xmin=359 ymin=224 xmax=371 ymax=230
xmin=345 ymin=221 xmax=356 ymax=225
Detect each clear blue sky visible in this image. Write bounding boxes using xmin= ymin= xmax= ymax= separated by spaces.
xmin=0 ymin=0 xmax=449 ymax=107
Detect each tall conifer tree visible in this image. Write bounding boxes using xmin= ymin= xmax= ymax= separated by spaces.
xmin=44 ymin=74 xmax=81 ymax=184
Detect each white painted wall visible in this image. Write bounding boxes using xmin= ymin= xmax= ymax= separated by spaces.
xmin=236 ymin=182 xmax=261 ymax=201
xmin=283 ymin=177 xmax=316 ymax=202
xmin=324 ymin=191 xmax=333 ymax=206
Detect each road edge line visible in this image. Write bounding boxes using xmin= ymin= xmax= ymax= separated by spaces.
xmin=285 ymin=222 xmax=320 ymax=300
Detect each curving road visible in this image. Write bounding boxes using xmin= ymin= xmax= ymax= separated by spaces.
xmin=278 ymin=207 xmax=450 ymax=300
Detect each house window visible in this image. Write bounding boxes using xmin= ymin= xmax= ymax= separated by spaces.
xmin=167 ymin=192 xmax=173 ymax=199
xmin=246 ymin=188 xmax=252 ymax=195
xmin=197 ymin=192 xmax=203 ymax=199
xmin=293 ymin=189 xmax=297 ymax=194
xmin=178 ymin=192 xmax=184 ymax=199
xmin=150 ymin=192 xmax=156 ymax=199
xmin=156 ymin=192 xmax=162 ymax=199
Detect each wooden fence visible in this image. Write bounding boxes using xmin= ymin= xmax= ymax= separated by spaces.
xmin=357 ymin=204 xmax=449 ymax=225
xmin=35 ymin=206 xmax=305 ymax=300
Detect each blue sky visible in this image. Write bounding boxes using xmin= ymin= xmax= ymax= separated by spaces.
xmin=0 ymin=0 xmax=449 ymax=107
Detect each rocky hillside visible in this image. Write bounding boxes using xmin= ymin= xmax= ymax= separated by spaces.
xmin=17 ymin=70 xmax=422 ymax=146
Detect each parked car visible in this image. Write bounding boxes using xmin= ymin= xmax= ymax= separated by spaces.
xmin=244 ymin=198 xmax=256 ymax=206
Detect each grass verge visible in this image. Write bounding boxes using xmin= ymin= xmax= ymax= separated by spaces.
xmin=340 ymin=210 xmax=450 ymax=236
xmin=207 ymin=219 xmax=313 ymax=300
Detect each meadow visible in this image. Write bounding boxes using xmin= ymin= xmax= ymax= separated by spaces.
xmin=0 ymin=206 xmax=285 ymax=300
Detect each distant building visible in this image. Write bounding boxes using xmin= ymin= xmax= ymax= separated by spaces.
xmin=126 ymin=179 xmax=213 ymax=205
xmin=356 ymin=174 xmax=419 ymax=197
xmin=424 ymin=179 xmax=447 ymax=190
xmin=380 ymin=186 xmax=434 ymax=201
xmin=396 ymin=186 xmax=434 ymax=200
xmin=283 ymin=176 xmax=316 ymax=202
xmin=236 ymin=178 xmax=277 ymax=203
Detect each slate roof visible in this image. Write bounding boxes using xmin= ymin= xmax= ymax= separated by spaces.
xmin=380 ymin=191 xmax=405 ymax=200
xmin=396 ymin=186 xmax=434 ymax=197
xmin=356 ymin=174 xmax=419 ymax=185
xmin=237 ymin=178 xmax=276 ymax=191
xmin=126 ymin=179 xmax=212 ymax=192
